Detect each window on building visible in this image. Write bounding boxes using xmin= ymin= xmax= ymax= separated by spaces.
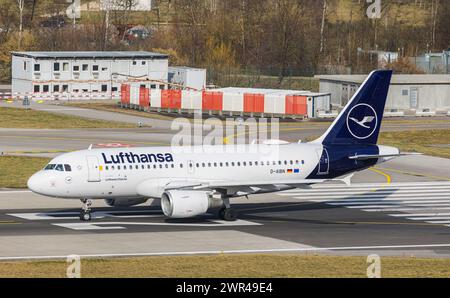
xmin=132 ymin=61 xmax=137 ymax=65
xmin=43 ymin=85 xmax=49 ymax=92
xmin=33 ymin=85 xmax=40 ymax=92
xmin=112 ymin=87 xmax=118 ymax=92
xmin=53 ymin=85 xmax=59 ymax=92
xmin=142 ymin=61 xmax=146 ymax=65
xmin=93 ymin=65 xmax=99 ymax=71
xmin=402 ymin=89 xmax=409 ymax=96
xmin=150 ymin=84 xmax=156 ymax=89
xmin=73 ymin=65 xmax=80 ymax=71
xmin=34 ymin=64 xmax=40 ymax=72
xmin=54 ymin=62 xmax=60 ymax=71
xmin=23 ymin=61 xmax=27 ymax=70
xmin=63 ymin=62 xmax=69 ymax=71
xmin=101 ymin=85 xmax=108 ymax=92
xmin=82 ymin=64 xmax=88 ymax=71
xmin=102 ymin=67 xmax=108 ymax=71
xmin=62 ymin=85 xmax=68 ymax=92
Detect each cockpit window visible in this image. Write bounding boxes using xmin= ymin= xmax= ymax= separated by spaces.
xmin=44 ymin=163 xmax=72 ymax=172
xmin=44 ymin=164 xmax=56 ymax=170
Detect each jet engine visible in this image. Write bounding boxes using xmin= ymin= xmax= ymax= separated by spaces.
xmin=104 ymin=198 xmax=148 ymax=207
xmin=161 ymin=190 xmax=223 ymax=218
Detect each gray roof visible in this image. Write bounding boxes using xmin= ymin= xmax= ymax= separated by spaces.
xmin=169 ymin=66 xmax=205 ymax=71
xmin=315 ymin=74 xmax=450 ymax=84
xmin=11 ymin=51 xmax=168 ymax=60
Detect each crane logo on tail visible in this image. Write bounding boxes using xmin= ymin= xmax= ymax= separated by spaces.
xmin=346 ymin=104 xmax=378 ymax=140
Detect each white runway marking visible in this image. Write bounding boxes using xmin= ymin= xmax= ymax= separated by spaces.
xmin=0 ymin=190 xmax=32 ymax=194
xmin=8 ymin=210 xmax=262 ymax=230
xmin=2 ymin=243 xmax=450 ymax=261
xmin=36 ymin=108 xmax=84 ymax=111
xmin=278 ymin=181 xmax=450 ymax=227
xmin=54 ymin=220 xmax=262 ymax=230
xmin=8 ymin=210 xmax=163 ymax=221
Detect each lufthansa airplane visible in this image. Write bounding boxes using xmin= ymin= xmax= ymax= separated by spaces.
xmin=28 ymin=70 xmax=408 ymax=221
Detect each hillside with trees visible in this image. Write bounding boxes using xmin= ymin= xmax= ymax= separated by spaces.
xmin=0 ymin=0 xmax=448 ymax=87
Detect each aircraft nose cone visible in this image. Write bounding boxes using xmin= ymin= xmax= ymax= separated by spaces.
xmin=27 ymin=173 xmax=43 ymax=194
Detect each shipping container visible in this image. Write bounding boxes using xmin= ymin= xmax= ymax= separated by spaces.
xmin=307 ymin=93 xmax=331 ymax=118
xmin=264 ymin=93 xmax=286 ymax=114
xmin=160 ymin=89 xmax=182 ymax=109
xmin=285 ymin=95 xmax=307 ymax=115
xmin=139 ymin=86 xmax=150 ymax=108
xmin=120 ymin=84 xmax=130 ymax=104
xmin=150 ymin=88 xmax=162 ymax=108
xmin=130 ymin=85 xmax=140 ymax=105
xmin=169 ymin=89 xmax=182 ymax=109
xmin=202 ymin=91 xmax=223 ymax=111
xmin=222 ymin=92 xmax=244 ymax=112
xmin=243 ymin=93 xmax=265 ymax=113
xmin=181 ymin=90 xmax=203 ymax=110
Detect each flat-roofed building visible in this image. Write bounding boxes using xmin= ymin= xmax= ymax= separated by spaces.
xmin=316 ymin=74 xmax=450 ymax=116
xmin=11 ymin=51 xmax=168 ymax=99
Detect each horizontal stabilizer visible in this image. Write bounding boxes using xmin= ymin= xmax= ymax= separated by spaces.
xmin=348 ymin=152 xmax=422 ymax=160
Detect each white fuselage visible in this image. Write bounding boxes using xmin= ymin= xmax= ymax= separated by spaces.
xmin=27 ymin=143 xmax=323 ymax=200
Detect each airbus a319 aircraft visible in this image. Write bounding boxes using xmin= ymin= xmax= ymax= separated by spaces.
xmin=28 ymin=70 xmax=409 ymax=221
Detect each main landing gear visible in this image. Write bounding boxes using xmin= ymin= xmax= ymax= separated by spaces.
xmin=80 ymin=199 xmax=92 ymax=221
xmin=218 ymin=198 xmax=238 ymax=221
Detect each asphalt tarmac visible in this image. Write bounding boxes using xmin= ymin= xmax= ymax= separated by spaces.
xmin=1 ymin=101 xmax=450 ymax=260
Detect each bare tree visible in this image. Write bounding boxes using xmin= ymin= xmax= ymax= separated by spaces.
xmin=16 ymin=0 xmax=24 ymax=49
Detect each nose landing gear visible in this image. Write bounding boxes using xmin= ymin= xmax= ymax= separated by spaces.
xmin=80 ymin=199 xmax=92 ymax=221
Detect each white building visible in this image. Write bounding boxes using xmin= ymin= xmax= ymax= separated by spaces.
xmin=168 ymin=66 xmax=207 ymax=91
xmin=316 ymin=74 xmax=450 ymax=116
xmin=100 ymin=0 xmax=152 ymax=11
xmin=11 ymin=51 xmax=168 ymax=99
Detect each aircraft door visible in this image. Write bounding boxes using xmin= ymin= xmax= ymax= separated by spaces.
xmin=316 ymin=148 xmax=330 ymax=175
xmin=86 ymin=156 xmax=101 ymax=182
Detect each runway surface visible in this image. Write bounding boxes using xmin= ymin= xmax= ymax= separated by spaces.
xmin=1 ymin=155 xmax=450 ymax=260
xmin=1 ymin=101 xmax=450 ymax=260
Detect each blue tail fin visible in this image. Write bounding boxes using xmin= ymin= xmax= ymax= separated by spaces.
xmin=314 ymin=70 xmax=393 ymax=145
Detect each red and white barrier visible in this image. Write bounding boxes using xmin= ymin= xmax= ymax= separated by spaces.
xmin=2 ymin=91 xmax=120 ymax=101
xmin=120 ymin=84 xmax=330 ymax=118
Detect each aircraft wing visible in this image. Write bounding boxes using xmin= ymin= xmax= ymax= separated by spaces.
xmin=137 ymin=174 xmax=354 ymax=197
xmin=192 ymin=174 xmax=354 ymax=190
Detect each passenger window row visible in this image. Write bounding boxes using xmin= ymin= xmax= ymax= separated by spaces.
xmin=189 ymin=160 xmax=304 ymax=168
xmin=102 ymin=160 xmax=305 ymax=171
